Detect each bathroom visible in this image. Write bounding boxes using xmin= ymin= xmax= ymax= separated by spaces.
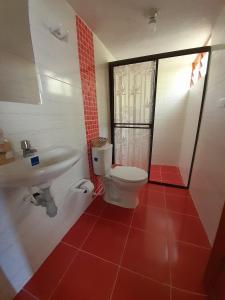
xmin=0 ymin=0 xmax=225 ymax=299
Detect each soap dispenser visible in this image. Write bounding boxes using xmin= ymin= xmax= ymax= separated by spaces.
xmin=0 ymin=129 xmax=15 ymax=165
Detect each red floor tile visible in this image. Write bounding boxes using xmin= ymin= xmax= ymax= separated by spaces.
xmin=14 ymin=184 xmax=212 ymax=300
xmin=165 ymin=186 xmax=190 ymax=197
xmin=62 ymin=214 xmax=97 ymax=248
xmin=170 ymin=242 xmax=210 ymax=293
xmin=112 ymin=268 xmax=170 ymax=300
xmin=161 ymin=165 xmax=180 ymax=174
xmin=145 ymin=183 xmax=165 ymax=192
xmin=167 ymin=212 xmax=210 ymax=247
xmin=85 ymin=195 xmax=106 ymax=216
xmin=132 ymin=206 xmax=168 ymax=236
xmin=51 ymin=251 xmax=117 ymax=300
xmin=101 ymin=203 xmax=133 ymax=226
xmin=25 ymin=243 xmax=77 ymax=300
xmin=82 ymin=218 xmax=129 ymax=264
xmin=162 ymin=172 xmax=184 ymax=186
xmin=166 ymin=194 xmax=198 ymax=216
xmin=151 ymin=165 xmax=162 ymax=172
xmin=172 ymin=288 xmax=208 ymax=299
xmin=139 ymin=188 xmax=165 ymax=208
xmin=122 ymin=228 xmax=170 ymax=284
xmin=150 ymin=171 xmax=162 ymax=182
xmin=14 ymin=290 xmax=36 ymax=300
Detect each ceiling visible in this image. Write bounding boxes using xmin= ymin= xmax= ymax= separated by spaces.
xmin=68 ymin=0 xmax=223 ymax=60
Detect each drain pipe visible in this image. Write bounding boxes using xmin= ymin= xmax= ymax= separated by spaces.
xmin=24 ymin=185 xmax=58 ymax=217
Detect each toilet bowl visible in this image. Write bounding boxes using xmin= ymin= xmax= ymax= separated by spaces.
xmin=92 ymin=144 xmax=148 ymax=208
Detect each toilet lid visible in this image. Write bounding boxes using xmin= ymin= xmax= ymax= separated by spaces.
xmin=110 ymin=166 xmax=148 ymax=183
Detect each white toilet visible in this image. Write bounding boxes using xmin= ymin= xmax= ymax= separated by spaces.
xmin=92 ymin=143 xmax=148 ymax=208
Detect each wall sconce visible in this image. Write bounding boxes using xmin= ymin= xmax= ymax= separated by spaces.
xmin=47 ymin=23 xmax=69 ymax=42
xmin=148 ymin=8 xmax=159 ymax=33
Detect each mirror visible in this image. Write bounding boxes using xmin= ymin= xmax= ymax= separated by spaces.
xmin=0 ymin=0 xmax=40 ymax=104
xmin=150 ymin=53 xmax=208 ymax=187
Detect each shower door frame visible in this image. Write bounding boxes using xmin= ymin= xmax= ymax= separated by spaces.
xmin=109 ymin=46 xmax=211 ymax=189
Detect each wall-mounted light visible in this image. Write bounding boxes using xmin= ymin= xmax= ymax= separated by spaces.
xmin=45 ymin=22 xmax=69 ymax=42
xmin=148 ymin=8 xmax=159 ymax=33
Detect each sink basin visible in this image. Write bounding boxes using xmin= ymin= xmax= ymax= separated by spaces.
xmin=0 ymin=146 xmax=82 ymax=188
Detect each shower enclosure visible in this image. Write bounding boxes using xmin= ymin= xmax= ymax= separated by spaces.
xmin=109 ymin=47 xmax=211 ymax=188
xmin=113 ymin=61 xmax=157 ymax=173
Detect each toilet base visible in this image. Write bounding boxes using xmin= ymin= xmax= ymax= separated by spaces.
xmin=103 ymin=193 xmax=139 ymax=209
xmin=101 ymin=172 xmax=147 ymax=209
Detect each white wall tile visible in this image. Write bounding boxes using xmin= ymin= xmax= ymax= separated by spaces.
xmin=190 ymin=6 xmax=225 ymax=245
xmin=152 ymin=59 xmax=192 ymax=166
xmin=0 ymin=0 xmax=90 ymax=298
xmin=179 ymin=79 xmax=204 ymax=184
xmin=93 ymin=34 xmax=115 ymax=140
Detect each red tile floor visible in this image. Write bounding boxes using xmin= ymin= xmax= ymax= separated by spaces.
xmin=15 ymin=184 xmax=211 ymax=300
xmin=150 ymin=165 xmax=185 ymax=186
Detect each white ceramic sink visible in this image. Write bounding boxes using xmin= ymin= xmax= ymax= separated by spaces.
xmin=0 ymin=146 xmax=82 ymax=188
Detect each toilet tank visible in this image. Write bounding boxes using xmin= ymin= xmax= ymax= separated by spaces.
xmin=92 ymin=143 xmax=113 ymax=175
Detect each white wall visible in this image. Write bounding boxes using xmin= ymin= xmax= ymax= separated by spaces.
xmin=93 ymin=35 xmax=114 ymax=140
xmin=152 ymin=58 xmax=192 ymax=166
xmin=179 ymin=78 xmax=204 ymax=184
xmin=0 ymin=0 xmax=113 ymax=299
xmin=190 ymin=6 xmax=225 ymax=245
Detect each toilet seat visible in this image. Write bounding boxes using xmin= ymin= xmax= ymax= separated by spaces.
xmin=110 ymin=166 xmax=148 ymax=183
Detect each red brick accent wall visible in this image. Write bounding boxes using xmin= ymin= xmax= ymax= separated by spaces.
xmin=76 ymin=16 xmax=102 ymax=193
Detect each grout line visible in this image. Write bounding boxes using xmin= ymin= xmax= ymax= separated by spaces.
xmin=109 ymin=266 xmax=121 ymax=300
xmin=109 ymin=208 xmax=135 ymax=300
xmin=80 ymin=216 xmax=99 ymax=249
xmin=165 ymin=208 xmax=199 ymax=218
xmin=80 ymin=202 xmax=107 ymax=249
xmin=121 ymin=266 xmax=170 ymax=288
xmin=62 ymin=240 xmax=118 ymax=267
xmin=79 ymin=248 xmax=119 ymax=267
xmin=138 ymin=199 xmax=199 ymax=219
xmin=100 ymin=216 xmax=131 ymax=228
xmin=130 ymin=224 xmax=167 ymax=238
xmin=48 ymin=210 xmax=102 ymax=300
xmin=61 ymin=241 xmax=79 ymax=250
xmin=48 ymin=250 xmax=79 ymax=300
xmin=87 ymin=205 xmax=210 ymax=250
xmin=63 ymin=240 xmax=172 ymax=290
xmin=175 ymin=239 xmax=211 ymax=250
xmin=22 ymin=288 xmax=40 ymax=300
xmin=164 ymin=207 xmax=200 ymax=218
xmin=164 ymin=183 xmax=172 ymax=300
xmin=171 ymin=286 xmax=209 ymax=297
xmin=129 ymin=225 xmax=211 ymax=250
xmin=84 ymin=211 xmax=130 ymax=228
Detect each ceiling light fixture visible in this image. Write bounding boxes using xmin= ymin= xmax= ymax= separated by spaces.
xmin=148 ymin=8 xmax=159 ymax=33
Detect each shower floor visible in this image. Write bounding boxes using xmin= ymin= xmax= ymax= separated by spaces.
xmin=150 ymin=164 xmax=185 ymax=186
xmin=15 ymin=184 xmax=210 ymax=300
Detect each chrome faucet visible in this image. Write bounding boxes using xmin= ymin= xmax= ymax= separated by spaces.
xmin=21 ymin=140 xmax=37 ymax=157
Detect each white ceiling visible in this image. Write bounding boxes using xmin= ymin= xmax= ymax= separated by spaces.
xmin=68 ymin=0 xmax=223 ymax=60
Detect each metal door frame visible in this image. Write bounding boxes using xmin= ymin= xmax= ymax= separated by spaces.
xmin=109 ymin=46 xmax=211 ymax=189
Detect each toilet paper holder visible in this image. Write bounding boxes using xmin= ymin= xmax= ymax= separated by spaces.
xmin=69 ymin=179 xmax=94 ymax=194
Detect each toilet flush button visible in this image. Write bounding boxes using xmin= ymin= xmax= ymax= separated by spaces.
xmin=217 ymin=98 xmax=225 ymax=108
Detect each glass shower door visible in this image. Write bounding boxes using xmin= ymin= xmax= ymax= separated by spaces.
xmin=113 ymin=61 xmax=156 ymax=172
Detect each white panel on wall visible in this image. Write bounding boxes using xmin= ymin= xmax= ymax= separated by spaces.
xmin=190 ymin=6 xmax=225 ymax=245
